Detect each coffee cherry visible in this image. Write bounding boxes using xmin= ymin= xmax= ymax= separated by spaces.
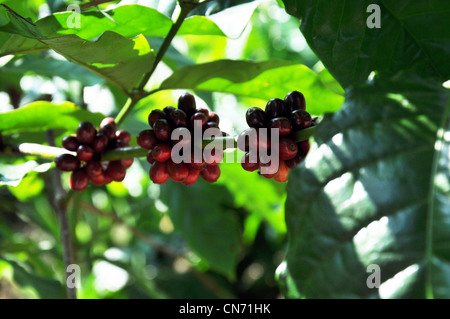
xmin=170 ymin=109 xmax=188 ymax=127
xmin=290 ymin=109 xmax=312 ymax=130
xmin=92 ymin=133 xmax=109 ymax=153
xmin=273 ymin=160 xmax=290 ymax=183
xmin=149 ymin=161 xmax=170 ymax=184
xmin=246 ymin=107 xmax=266 ymax=128
xmin=62 ymin=135 xmax=80 ymax=151
xmin=200 ymin=165 xmax=221 ymax=183
xmin=196 ymin=108 xmax=209 ymax=118
xmin=115 ymin=130 xmax=131 ymax=143
xmin=203 ymin=148 xmax=223 ymax=166
xmin=182 ymin=168 xmax=201 ymax=185
xmin=163 ymin=106 xmax=176 ymax=117
xmin=55 ymin=154 xmax=80 ymax=172
xmin=187 ymin=154 xmax=206 ymax=170
xmin=241 ymin=152 xmax=259 ymax=172
xmin=122 ymin=158 xmax=134 ymax=169
xmin=111 ymin=139 xmax=129 ymax=149
xmin=77 ymin=121 xmax=96 ymax=144
xmin=279 ymin=137 xmax=298 ymax=160
xmin=100 ymin=117 xmax=116 ymax=129
xmin=208 ymin=112 xmax=220 ymax=125
xmin=285 ymin=152 xmax=305 ymax=168
xmin=178 ymin=92 xmax=196 ymax=116
xmin=284 ymin=91 xmax=306 ymax=112
xmin=70 ymin=168 xmax=89 ymax=191
xmin=259 ymin=161 xmax=276 ymax=178
xmin=99 ymin=123 xmax=116 ymax=141
xmin=265 ymin=98 xmax=286 ymax=118
xmin=190 ymin=112 xmax=208 ymax=128
xmin=77 ymin=144 xmax=94 ymax=161
xmin=153 ymin=119 xmax=171 ymax=141
xmin=105 ymin=160 xmax=126 ymax=182
xmin=269 ymin=117 xmax=292 ymax=136
xmin=85 ymin=160 xmax=103 ymax=177
xmin=90 ymin=171 xmax=107 ymax=186
xmin=148 ymin=109 xmax=167 ymax=128
xmin=137 ymin=130 xmax=158 ymax=149
xmin=146 ymin=150 xmax=155 ymax=164
xmin=167 ymin=160 xmax=189 ymax=182
xmin=152 ymin=143 xmax=172 ymax=162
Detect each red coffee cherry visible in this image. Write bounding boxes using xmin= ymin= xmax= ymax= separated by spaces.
xmin=105 ymin=160 xmax=126 ymax=182
xmin=196 ymin=108 xmax=209 ymax=118
xmin=200 ymin=165 xmax=221 ymax=183
xmin=90 ymin=171 xmax=107 ymax=186
xmin=167 ymin=160 xmax=189 ymax=182
xmin=62 ymin=135 xmax=80 ymax=151
xmin=279 ymin=137 xmax=298 ymax=160
xmin=273 ymin=160 xmax=290 ymax=183
xmin=149 ymin=161 xmax=170 ymax=184
xmin=115 ymin=130 xmax=131 ymax=143
xmin=241 ymin=152 xmax=259 ymax=172
xmin=203 ymin=148 xmax=223 ymax=166
xmin=92 ymin=133 xmax=109 ymax=153
xmin=70 ymin=168 xmax=89 ymax=192
xmin=178 ymin=92 xmax=196 ymax=116
xmin=208 ymin=112 xmax=220 ymax=125
xmin=55 ymin=154 xmax=80 ymax=172
xmin=170 ymin=109 xmax=188 ymax=127
xmin=77 ymin=121 xmax=96 ymax=144
xmin=187 ymin=154 xmax=206 ymax=170
xmin=85 ymin=160 xmax=103 ymax=177
xmin=284 ymin=91 xmax=306 ymax=112
xmin=122 ymin=158 xmax=134 ymax=169
xmin=77 ymin=144 xmax=94 ymax=161
xmin=182 ymin=168 xmax=201 ymax=185
xmin=190 ymin=112 xmax=208 ymax=128
xmin=148 ymin=109 xmax=167 ymax=128
xmin=246 ymin=107 xmax=266 ymax=128
xmin=137 ymin=130 xmax=158 ymax=150
xmin=153 ymin=119 xmax=172 ymax=141
xmin=152 ymin=143 xmax=172 ymax=162
xmin=269 ymin=117 xmax=292 ymax=136
xmin=146 ymin=150 xmax=155 ymax=164
xmin=100 ymin=117 xmax=116 ymax=129
xmin=99 ymin=123 xmax=116 ymax=140
xmin=290 ymin=109 xmax=312 ymax=130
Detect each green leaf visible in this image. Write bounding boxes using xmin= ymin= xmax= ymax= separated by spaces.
xmin=0 ymin=101 xmax=105 ymax=134
xmin=0 ymin=160 xmax=51 ymax=187
xmin=159 ymin=59 xmax=344 ymax=115
xmin=282 ymin=0 xmax=450 ymax=88
xmin=218 ymin=162 xmax=286 ymax=235
xmin=161 ymin=180 xmax=241 ymax=279
xmin=42 ymin=32 xmax=154 ymax=92
xmin=0 ymin=4 xmax=43 ymax=38
xmin=279 ymin=74 xmax=450 ymax=298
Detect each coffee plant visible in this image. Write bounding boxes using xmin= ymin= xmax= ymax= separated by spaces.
xmin=0 ymin=0 xmax=448 ymax=300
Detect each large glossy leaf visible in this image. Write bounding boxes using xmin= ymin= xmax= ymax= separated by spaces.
xmin=282 ymin=0 xmax=450 ymax=88
xmin=0 ymin=5 xmax=155 ymax=92
xmin=160 ymin=180 xmax=241 ymax=279
xmin=279 ymin=74 xmax=450 ymax=298
xmin=159 ymin=59 xmax=344 ymax=115
xmin=0 ymin=101 xmax=105 ymax=134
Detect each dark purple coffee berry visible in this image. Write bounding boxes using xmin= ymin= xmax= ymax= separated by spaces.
xmin=269 ymin=117 xmax=292 ymax=136
xmin=190 ymin=112 xmax=208 ymax=128
xmin=86 ymin=160 xmax=103 ymax=177
xmin=153 ymin=119 xmax=172 ymax=141
xmin=178 ymin=92 xmax=196 ymax=116
xmin=265 ymin=98 xmax=286 ymax=118
xmin=55 ymin=154 xmax=80 ymax=172
xmin=208 ymin=112 xmax=220 ymax=125
xmin=92 ymin=133 xmax=109 ymax=153
xmin=77 ymin=144 xmax=94 ymax=161
xmin=70 ymin=168 xmax=89 ymax=192
xmin=170 ymin=109 xmax=188 ymax=127
xmin=100 ymin=117 xmax=116 ymax=129
xmin=290 ymin=109 xmax=312 ymax=130
xmin=116 ymin=130 xmax=131 ymax=143
xmin=99 ymin=123 xmax=116 ymax=140
xmin=148 ymin=109 xmax=167 ymax=128
xmin=77 ymin=121 xmax=96 ymax=144
xmin=246 ymin=107 xmax=266 ymax=128
xmin=62 ymin=135 xmax=80 ymax=151
xmin=105 ymin=160 xmax=126 ymax=182
xmin=137 ymin=130 xmax=158 ymax=150
xmin=284 ymin=91 xmax=306 ymax=112
xmin=163 ymin=106 xmax=176 ymax=117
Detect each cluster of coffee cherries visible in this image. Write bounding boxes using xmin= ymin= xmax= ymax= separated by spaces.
xmin=54 ymin=118 xmax=133 ymax=191
xmin=238 ymin=91 xmax=313 ymax=182
xmin=137 ymin=92 xmax=224 ymax=185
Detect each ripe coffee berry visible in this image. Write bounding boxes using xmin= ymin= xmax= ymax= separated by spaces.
xmin=55 ymin=154 xmax=80 ymax=172
xmin=56 ymin=118 xmax=133 ymax=191
xmin=239 ymin=91 xmax=315 ymax=182
xmin=139 ymin=92 xmax=223 ymax=185
xmin=77 ymin=121 xmax=96 ymax=144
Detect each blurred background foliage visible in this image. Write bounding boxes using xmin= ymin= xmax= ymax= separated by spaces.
xmin=0 ymin=0 xmax=343 ymax=298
